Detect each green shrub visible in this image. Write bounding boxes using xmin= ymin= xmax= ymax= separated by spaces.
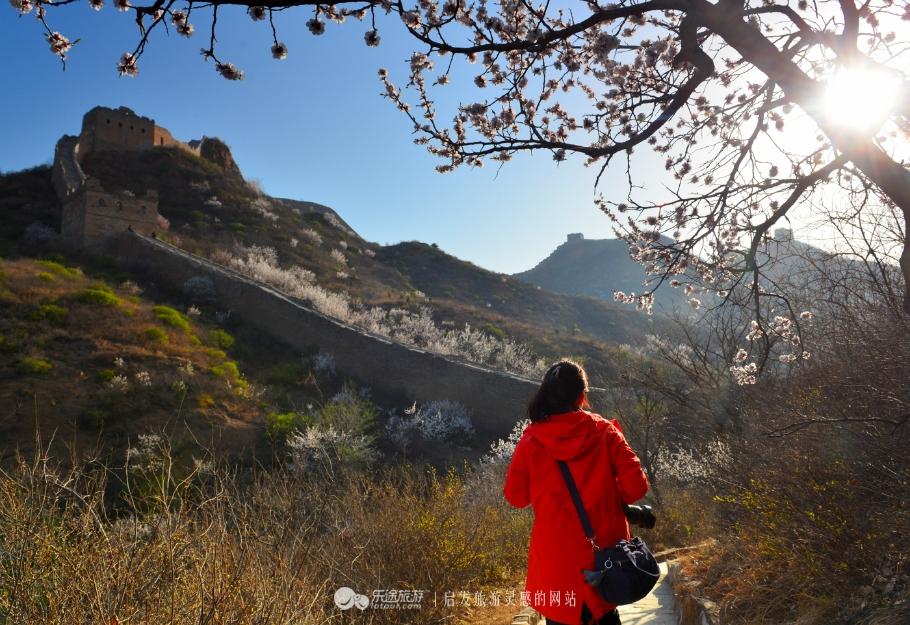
xmin=207 ymin=329 xmax=235 ymax=350
xmin=28 ymin=303 xmax=68 ymax=322
xmin=264 ymin=411 xmax=312 ymax=444
xmin=481 ymin=323 xmax=507 ymax=341
xmin=38 ymin=260 xmax=82 ymax=280
xmin=264 ymin=362 xmax=308 ymax=387
xmin=98 ymin=369 xmax=116 ymax=383
xmin=314 ymin=384 xmax=378 ymax=435
xmin=144 ymin=326 xmax=169 ymax=343
xmin=211 ymin=360 xmax=240 ymax=380
xmin=78 ymin=407 xmax=109 ymax=430
xmin=88 ymin=282 xmax=114 ymax=294
xmin=37 ymin=271 xmax=55 ymax=282
xmin=152 ymin=305 xmax=191 ymax=331
xmin=17 ymin=357 xmax=53 ymax=375
xmin=205 ymin=347 xmax=227 ymax=361
xmin=211 ymin=360 xmax=248 ymax=391
xmin=76 ymin=286 xmax=121 ymax=307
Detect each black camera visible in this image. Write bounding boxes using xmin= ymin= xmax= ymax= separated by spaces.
xmin=623 ymin=504 xmax=657 ymax=529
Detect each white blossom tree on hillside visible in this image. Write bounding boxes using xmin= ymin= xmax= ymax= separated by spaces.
xmin=12 ymin=0 xmax=910 ymax=379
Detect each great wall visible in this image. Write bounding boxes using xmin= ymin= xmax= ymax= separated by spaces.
xmin=50 ymin=106 xmax=610 ymax=441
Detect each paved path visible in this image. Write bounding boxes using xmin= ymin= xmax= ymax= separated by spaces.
xmin=615 ymin=562 xmax=676 ymax=625
xmin=529 ymin=561 xmax=676 ymax=625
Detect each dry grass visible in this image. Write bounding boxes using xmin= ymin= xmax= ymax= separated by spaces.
xmin=0 ymin=435 xmax=532 ymax=625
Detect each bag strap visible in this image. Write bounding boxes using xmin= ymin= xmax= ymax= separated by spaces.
xmin=556 ymin=459 xmax=599 ymax=551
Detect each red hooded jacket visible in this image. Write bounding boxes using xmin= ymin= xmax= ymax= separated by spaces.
xmin=503 ymin=409 xmax=649 ymax=625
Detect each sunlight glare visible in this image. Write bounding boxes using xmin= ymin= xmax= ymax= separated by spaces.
xmin=823 ymin=66 xmax=903 ymax=133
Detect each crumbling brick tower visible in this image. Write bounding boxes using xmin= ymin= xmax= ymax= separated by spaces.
xmin=53 ymin=106 xmax=177 ymax=247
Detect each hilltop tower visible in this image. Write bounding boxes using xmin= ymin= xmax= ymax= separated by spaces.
xmin=77 ymin=106 xmax=193 ymax=155
xmin=51 ymin=106 xmax=199 ymax=247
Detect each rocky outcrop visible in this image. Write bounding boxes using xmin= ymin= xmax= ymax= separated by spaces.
xmin=197 ymin=137 xmax=243 ymax=179
xmin=51 ymin=135 xmax=86 ymax=200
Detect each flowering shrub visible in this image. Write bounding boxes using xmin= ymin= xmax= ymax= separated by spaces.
xmin=287 ymin=426 xmax=378 ymax=473
xmin=299 ymin=228 xmax=322 ymax=246
xmin=182 ymin=275 xmax=216 ymax=303
xmin=135 ymin=370 xmax=152 ymax=387
xmin=250 ymin=196 xmax=279 ymax=223
xmin=108 ymin=374 xmax=130 ymax=392
xmin=652 ymin=440 xmax=733 ymax=485
xmin=219 ymin=244 xmax=545 ymax=377
xmin=481 ymin=418 xmax=529 ymax=465
xmin=330 ymin=249 xmax=347 ymax=266
xmin=310 ymin=351 xmax=336 ymax=376
xmin=385 ymin=399 xmax=475 ymax=452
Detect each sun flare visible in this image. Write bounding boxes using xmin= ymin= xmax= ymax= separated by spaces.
xmin=823 ymin=66 xmax=903 ymax=133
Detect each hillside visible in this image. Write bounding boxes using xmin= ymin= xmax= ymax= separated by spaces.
xmin=0 ymin=256 xmax=273 ymax=460
xmin=376 ymin=241 xmax=647 ymax=338
xmin=67 ymin=146 xmax=651 ymax=385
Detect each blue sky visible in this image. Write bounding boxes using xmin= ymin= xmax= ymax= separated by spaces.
xmin=1 ymin=4 xmax=655 ymax=274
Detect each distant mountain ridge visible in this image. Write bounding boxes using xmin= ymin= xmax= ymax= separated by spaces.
xmin=514 ymin=233 xmax=687 ymax=309
xmin=515 ymin=229 xmax=857 ymax=310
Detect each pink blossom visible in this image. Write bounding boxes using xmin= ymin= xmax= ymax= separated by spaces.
xmin=47 ymin=32 xmax=73 ymax=59
xmin=215 ymin=62 xmax=244 ymax=80
xmin=9 ymin=0 xmax=33 ymax=15
xmin=117 ymin=52 xmax=139 ymax=77
xmin=271 ymin=42 xmax=288 ymax=60
xmin=306 ymin=17 xmax=325 ymax=35
xmin=364 ymin=29 xmax=380 ymax=46
xmin=402 ymin=10 xmax=420 ymax=28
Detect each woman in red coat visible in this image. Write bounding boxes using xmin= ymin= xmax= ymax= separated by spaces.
xmin=503 ymin=359 xmax=650 ymax=625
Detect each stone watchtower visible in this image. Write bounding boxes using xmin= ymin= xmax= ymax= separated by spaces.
xmin=52 ymin=106 xmax=184 ymax=247
xmin=60 ymin=179 xmax=160 ymax=245
xmin=566 ymin=233 xmax=585 ymax=244
xmin=78 ymin=106 xmax=156 ymax=153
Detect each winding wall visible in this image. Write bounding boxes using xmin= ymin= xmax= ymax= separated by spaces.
xmin=111 ymin=233 xmax=611 ymax=441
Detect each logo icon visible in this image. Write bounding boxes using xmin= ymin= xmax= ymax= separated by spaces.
xmin=334 ymin=587 xmax=370 ymax=610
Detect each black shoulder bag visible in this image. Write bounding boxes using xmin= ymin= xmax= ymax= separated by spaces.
xmin=556 ymin=459 xmax=660 ymax=605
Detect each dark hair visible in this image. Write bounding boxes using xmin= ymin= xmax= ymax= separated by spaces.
xmin=527 ymin=359 xmax=591 ymax=422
